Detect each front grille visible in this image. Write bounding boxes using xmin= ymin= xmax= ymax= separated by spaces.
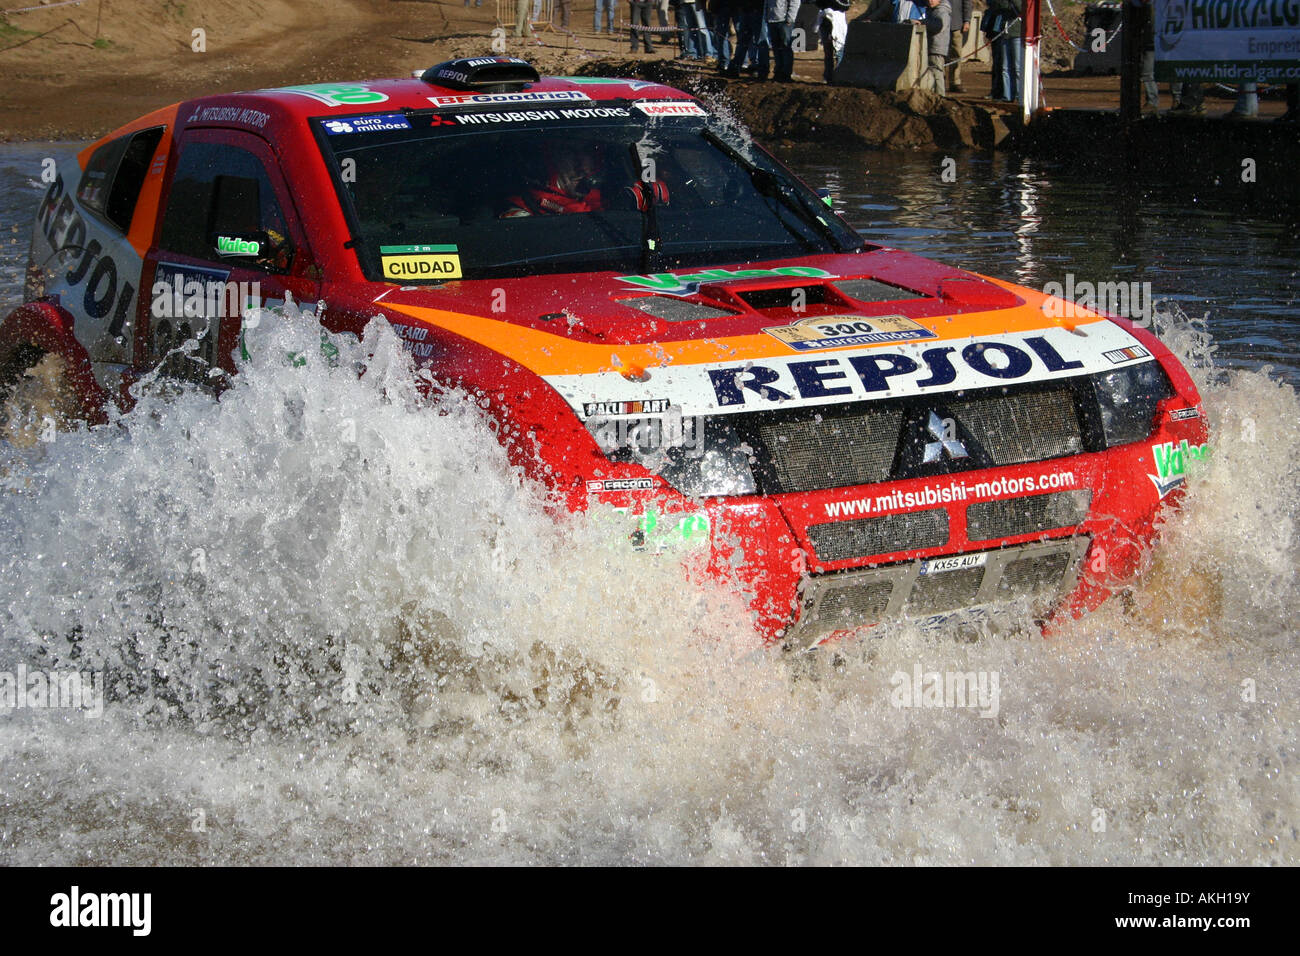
xmin=996 ymin=551 xmax=1074 ymax=599
xmin=761 ymin=408 xmax=903 ymax=492
xmin=908 ymin=565 xmax=984 ymax=614
xmin=748 ymin=380 xmax=1090 ymax=496
xmin=787 ymin=537 xmax=1090 ymax=647
xmin=947 ymin=388 xmax=1082 ymax=466
xmin=807 ymin=508 xmax=948 ymax=562
xmin=967 ymin=490 xmax=1092 ymax=541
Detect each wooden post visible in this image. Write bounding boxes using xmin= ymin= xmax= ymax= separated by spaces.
xmin=1119 ymin=0 xmax=1141 ymax=124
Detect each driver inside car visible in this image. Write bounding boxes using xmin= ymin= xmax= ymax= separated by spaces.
xmin=501 ymin=139 xmax=608 ymax=217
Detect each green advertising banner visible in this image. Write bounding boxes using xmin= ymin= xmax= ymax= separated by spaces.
xmin=1154 ymin=0 xmax=1300 ymax=82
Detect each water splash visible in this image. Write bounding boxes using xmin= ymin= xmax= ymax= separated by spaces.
xmin=0 ymin=301 xmax=1295 ymax=865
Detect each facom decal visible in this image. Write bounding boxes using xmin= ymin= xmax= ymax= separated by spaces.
xmin=1168 ymin=406 xmax=1201 ymax=422
xmin=1102 ymin=345 xmax=1150 ymax=364
xmin=216 ymin=235 xmax=261 ymax=257
xmin=271 ymin=84 xmax=389 ymax=106
xmin=380 ymin=244 xmax=462 ymax=280
xmin=617 ymin=266 xmax=836 ymax=297
xmin=633 ymin=101 xmax=708 ymax=117
xmin=582 ymin=398 xmax=670 ymax=418
xmin=764 ymin=314 xmax=938 ymax=352
xmin=323 ymin=113 xmax=411 ymax=135
xmin=1148 ymin=438 xmax=1209 ymax=499
xmin=586 ymin=478 xmax=659 ymax=492
xmin=429 ymin=90 xmax=591 ymax=107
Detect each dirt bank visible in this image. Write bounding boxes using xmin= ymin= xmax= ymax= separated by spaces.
xmin=2 ymin=0 xmax=1015 ymax=148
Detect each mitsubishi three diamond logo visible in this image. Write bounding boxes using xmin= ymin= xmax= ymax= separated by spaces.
xmin=922 ymin=411 xmax=969 ymax=464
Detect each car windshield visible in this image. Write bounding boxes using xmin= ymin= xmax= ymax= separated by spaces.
xmin=316 ymin=105 xmax=863 ymax=282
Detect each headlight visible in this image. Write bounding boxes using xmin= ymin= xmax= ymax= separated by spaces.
xmin=1092 ymin=360 xmax=1175 ymax=448
xmin=586 ymin=410 xmax=758 ymax=498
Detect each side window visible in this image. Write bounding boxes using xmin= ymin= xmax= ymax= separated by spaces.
xmin=157 ymin=140 xmax=294 ymax=274
xmin=76 ymin=126 xmax=165 ymax=232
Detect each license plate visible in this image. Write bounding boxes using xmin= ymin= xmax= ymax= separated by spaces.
xmin=919 ymin=553 xmax=987 ymax=575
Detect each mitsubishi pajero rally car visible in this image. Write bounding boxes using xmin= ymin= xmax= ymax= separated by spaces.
xmin=1 ymin=56 xmax=1209 ymax=645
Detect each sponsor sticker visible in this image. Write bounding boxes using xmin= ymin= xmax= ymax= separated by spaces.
xmin=586 ymin=478 xmax=658 ymax=492
xmin=1102 ymin=345 xmax=1150 ymax=364
xmin=583 ymin=398 xmax=670 ymax=418
xmin=1168 ymin=406 xmax=1200 ymax=422
xmin=428 ymin=90 xmax=591 ymax=107
xmin=271 ymin=84 xmax=389 ymax=106
xmin=380 ymin=244 xmax=462 ymax=280
xmin=617 ymin=266 xmax=837 ymax=297
xmin=216 ymin=235 xmax=260 ymax=257
xmin=633 ymin=100 xmax=708 ymax=117
xmin=323 ymin=113 xmax=411 ymax=135
xmin=1148 ymin=438 xmax=1209 ymax=499
xmin=764 ymin=314 xmax=938 ymax=352
xmin=919 ymin=553 xmax=987 ymax=575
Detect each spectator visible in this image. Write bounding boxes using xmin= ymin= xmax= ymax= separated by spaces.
xmin=725 ymin=0 xmax=769 ymax=78
xmin=985 ymin=0 xmax=1021 ymax=101
xmin=1137 ymin=0 xmax=1159 ymax=114
xmin=713 ymin=0 xmax=739 ymax=73
xmin=893 ymin=0 xmax=926 ymax=21
xmin=595 ymin=0 xmax=617 ymax=32
xmin=677 ymin=0 xmax=715 ymax=58
xmin=1279 ymin=84 xmax=1299 ymax=122
xmin=983 ymin=0 xmax=1002 ymax=97
xmin=554 ymin=0 xmax=572 ymax=28
xmin=817 ymin=0 xmax=850 ymax=83
xmin=1226 ymin=81 xmax=1259 ymax=120
xmin=924 ymin=0 xmax=952 ymax=96
xmin=767 ymin=0 xmax=802 ymax=83
xmin=1169 ymin=80 xmax=1204 ymax=115
xmin=630 ymin=0 xmax=657 ymax=51
xmin=515 ymin=0 xmax=535 ymax=37
xmin=947 ymin=0 xmax=971 ymax=93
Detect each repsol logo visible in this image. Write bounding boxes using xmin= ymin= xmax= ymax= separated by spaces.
xmin=35 ymin=174 xmax=135 ymax=337
xmin=707 ymin=336 xmax=1085 ymax=406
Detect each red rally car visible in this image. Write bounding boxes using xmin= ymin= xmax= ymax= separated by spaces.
xmin=1 ymin=56 xmax=1209 ymax=645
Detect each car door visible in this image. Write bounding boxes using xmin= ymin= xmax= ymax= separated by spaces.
xmin=138 ymin=128 xmax=319 ymax=385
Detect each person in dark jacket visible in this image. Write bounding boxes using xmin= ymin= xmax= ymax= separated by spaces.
xmin=985 ymin=0 xmax=1021 ymax=101
xmin=725 ymin=0 xmax=769 ymax=78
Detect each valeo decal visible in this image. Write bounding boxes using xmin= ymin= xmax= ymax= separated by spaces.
xmin=273 ymin=84 xmax=389 ymax=106
xmin=617 ymin=266 xmax=835 ymax=297
xmin=380 ymin=244 xmax=462 ymax=281
xmin=1149 ymin=439 xmax=1210 ymax=499
xmin=217 ymin=235 xmax=260 ymax=257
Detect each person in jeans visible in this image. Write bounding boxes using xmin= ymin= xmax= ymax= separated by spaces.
xmin=630 ymin=0 xmax=656 ymax=51
xmin=726 ymin=0 xmax=769 ymax=77
xmin=595 ymin=0 xmax=617 ymax=32
xmin=712 ymin=0 xmax=739 ymax=73
xmin=766 ymin=0 xmax=801 ymax=82
xmin=985 ymin=0 xmax=1022 ymax=101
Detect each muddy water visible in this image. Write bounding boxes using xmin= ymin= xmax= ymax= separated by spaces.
xmin=0 ymin=143 xmax=1295 ymax=865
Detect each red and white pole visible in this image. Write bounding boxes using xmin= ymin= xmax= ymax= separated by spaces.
xmin=1021 ymin=0 xmax=1041 ymax=122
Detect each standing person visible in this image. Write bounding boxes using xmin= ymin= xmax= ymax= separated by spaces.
xmin=630 ymin=0 xmax=657 ymax=51
xmin=712 ymin=0 xmax=739 ymax=73
xmin=515 ymin=0 xmax=535 ymax=37
xmin=678 ymin=0 xmax=715 ymax=57
xmin=1138 ymin=0 xmax=1159 ymax=113
xmin=595 ymin=0 xmax=617 ymax=32
xmin=983 ymin=0 xmax=1003 ymax=97
xmin=924 ymin=0 xmax=952 ymax=96
xmin=817 ymin=0 xmax=850 ymax=83
xmin=946 ymin=0 xmax=971 ymax=92
xmin=986 ymin=0 xmax=1021 ymax=101
xmin=554 ymin=0 xmax=571 ymax=28
xmin=766 ymin=0 xmax=801 ymax=82
xmin=725 ymin=0 xmax=769 ymax=78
